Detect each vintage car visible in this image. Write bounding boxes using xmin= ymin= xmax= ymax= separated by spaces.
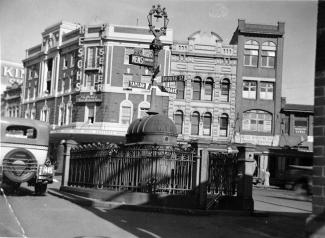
xmin=0 ymin=117 xmax=54 ymax=194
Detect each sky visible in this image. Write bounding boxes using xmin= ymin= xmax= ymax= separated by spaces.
xmin=0 ymin=0 xmax=317 ymax=105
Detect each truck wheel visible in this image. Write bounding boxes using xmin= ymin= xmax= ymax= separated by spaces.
xmin=3 ymin=148 xmax=37 ymax=183
xmin=35 ymin=183 xmax=47 ymax=195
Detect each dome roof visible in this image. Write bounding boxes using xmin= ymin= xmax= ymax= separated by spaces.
xmin=126 ymin=114 xmax=178 ymax=145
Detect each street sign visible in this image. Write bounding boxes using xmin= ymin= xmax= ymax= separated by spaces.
xmin=161 ymin=75 xmax=185 ymax=82
xmin=129 ymin=54 xmax=154 ymax=67
xmin=129 ymin=81 xmax=146 ymax=89
xmin=161 ymin=86 xmax=177 ymax=94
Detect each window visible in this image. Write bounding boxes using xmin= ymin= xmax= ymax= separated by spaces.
xmin=85 ymin=72 xmax=96 ymax=88
xmin=174 ymin=110 xmax=184 ymax=134
xmin=260 ymin=82 xmax=274 ymax=100
xmin=192 ymin=77 xmax=201 ymax=100
xmin=41 ymin=106 xmax=50 ymax=122
xmin=86 ymin=104 xmax=95 ymax=124
xmin=244 ymin=40 xmax=259 ymax=67
xmin=138 ymin=101 xmax=150 ymax=118
xmin=176 ymin=81 xmax=185 ymax=99
xmin=70 ymin=53 xmax=75 ymax=68
xmin=261 ymin=42 xmax=276 ymax=68
xmin=203 ymin=112 xmax=212 ymax=136
xmin=86 ymin=47 xmax=96 ymax=68
xmin=220 ymin=114 xmax=228 ymax=137
xmin=124 ymin=48 xmax=134 ymax=64
xmin=141 ymin=75 xmax=151 ymax=84
xmin=63 ymin=56 xmax=68 ymax=68
xmin=204 ymin=78 xmax=213 ymax=101
xmin=120 ymin=101 xmax=133 ymax=125
xmin=242 ymin=81 xmax=257 ymax=99
xmin=242 ymin=110 xmax=272 ymax=133
xmin=220 ymin=79 xmax=230 ymax=102
xmin=58 ymin=104 xmax=65 ymax=126
xmin=31 ymin=108 xmax=36 ymax=120
xmin=65 ymin=103 xmax=72 ymax=125
xmin=294 ymin=117 xmax=308 ymax=134
xmin=25 ymin=110 xmax=30 ymax=119
xmin=123 ymin=74 xmax=133 ymax=88
xmin=61 ymin=78 xmax=66 ymax=93
xmin=191 ymin=111 xmax=200 ymax=135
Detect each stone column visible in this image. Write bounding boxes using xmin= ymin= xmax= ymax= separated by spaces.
xmin=61 ymin=139 xmax=77 ymax=187
xmin=236 ymin=144 xmax=256 ymax=211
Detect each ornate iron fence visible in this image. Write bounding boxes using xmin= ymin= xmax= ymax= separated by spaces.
xmin=68 ymin=143 xmax=196 ymax=195
xmin=207 ymin=152 xmax=238 ymax=197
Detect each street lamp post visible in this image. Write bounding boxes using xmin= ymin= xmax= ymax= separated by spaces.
xmin=147 ymin=4 xmax=169 ymax=115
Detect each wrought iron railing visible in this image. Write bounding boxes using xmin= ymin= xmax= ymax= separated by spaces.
xmin=207 ymin=152 xmax=238 ymax=197
xmin=68 ymin=143 xmax=196 ymax=195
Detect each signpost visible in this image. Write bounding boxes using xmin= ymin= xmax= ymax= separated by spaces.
xmin=161 ymin=75 xmax=185 ymax=82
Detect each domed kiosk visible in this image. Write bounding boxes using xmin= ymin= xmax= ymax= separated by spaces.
xmin=126 ymin=114 xmax=178 ymax=145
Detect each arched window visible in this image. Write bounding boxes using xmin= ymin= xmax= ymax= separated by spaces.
xmin=220 ymin=113 xmax=229 ymax=137
xmin=16 ymin=106 xmax=20 ymax=118
xmin=204 ymin=78 xmax=213 ymax=101
xmin=65 ymin=102 xmax=73 ymax=125
xmin=25 ymin=109 xmax=30 ymax=119
xmin=221 ymin=78 xmax=230 ymax=102
xmin=120 ymin=100 xmax=133 ymax=125
xmin=191 ymin=111 xmax=200 ymax=135
xmin=138 ymin=101 xmax=150 ymax=118
xmin=261 ymin=41 xmax=276 ymax=68
xmin=244 ymin=40 xmax=259 ymax=67
xmin=41 ymin=105 xmax=50 ymax=122
xmin=192 ymin=77 xmax=202 ymax=100
xmin=174 ymin=110 xmax=184 ymax=134
xmin=31 ymin=107 xmax=36 ymax=120
xmin=242 ymin=110 xmax=272 ymax=133
xmin=176 ymin=80 xmax=185 ymax=99
xmin=203 ymin=112 xmax=212 ymax=136
xmin=58 ymin=103 xmax=65 ymax=126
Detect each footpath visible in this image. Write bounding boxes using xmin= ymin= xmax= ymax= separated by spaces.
xmin=48 ymin=176 xmax=311 ymax=238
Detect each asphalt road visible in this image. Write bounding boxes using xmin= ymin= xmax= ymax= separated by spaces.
xmin=0 ymin=181 xmax=312 ymax=238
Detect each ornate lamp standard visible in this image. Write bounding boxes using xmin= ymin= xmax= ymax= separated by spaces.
xmin=146 ymin=4 xmax=169 ymax=115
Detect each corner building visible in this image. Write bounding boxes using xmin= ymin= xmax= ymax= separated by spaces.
xmin=169 ymin=31 xmax=237 ymax=147
xmin=21 ymin=22 xmax=172 ymax=145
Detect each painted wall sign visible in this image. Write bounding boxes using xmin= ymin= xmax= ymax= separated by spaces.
xmin=95 ymin=46 xmax=104 ymax=92
xmin=75 ymin=46 xmax=84 ymax=92
xmin=76 ymin=93 xmax=102 ymax=103
xmin=1 ymin=61 xmax=25 ymax=94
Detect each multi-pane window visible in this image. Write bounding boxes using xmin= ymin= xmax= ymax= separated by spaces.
xmin=294 ymin=117 xmax=308 ymax=134
xmin=244 ymin=40 xmax=259 ymax=67
xmin=220 ymin=79 xmax=230 ymax=102
xmin=260 ymin=82 xmax=274 ymax=100
xmin=203 ymin=112 xmax=212 ymax=136
xmin=191 ymin=111 xmax=200 ymax=135
xmin=174 ymin=110 xmax=184 ymax=134
xmin=192 ymin=77 xmax=201 ymax=100
xmin=242 ymin=81 xmax=257 ymax=99
xmin=261 ymin=42 xmax=276 ymax=68
xmin=85 ymin=72 xmax=96 ymax=88
xmin=204 ymin=78 xmax=213 ymax=101
xmin=220 ymin=113 xmax=229 ymax=137
xmin=176 ymin=81 xmax=185 ymax=99
xmin=242 ymin=110 xmax=272 ymax=133
xmin=86 ymin=47 xmax=96 ymax=68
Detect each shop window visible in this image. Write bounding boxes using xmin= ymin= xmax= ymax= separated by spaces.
xmin=174 ymin=110 xmax=184 ymax=134
xmin=220 ymin=78 xmax=230 ymax=102
xmin=242 ymin=110 xmax=272 ymax=133
xmin=261 ymin=41 xmax=276 ymax=68
xmin=260 ymin=82 xmax=274 ymax=100
xmin=176 ymin=80 xmax=185 ymax=99
xmin=220 ymin=113 xmax=229 ymax=137
xmin=191 ymin=111 xmax=200 ymax=135
xmin=242 ymin=81 xmax=257 ymax=99
xmin=192 ymin=77 xmax=202 ymax=100
xmin=203 ymin=112 xmax=212 ymax=136
xmin=204 ymin=78 xmax=213 ymax=101
xmin=244 ymin=40 xmax=259 ymax=67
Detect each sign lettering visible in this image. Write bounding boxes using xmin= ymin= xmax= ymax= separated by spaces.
xmin=161 ymin=75 xmax=185 ymax=82
xmin=129 ymin=54 xmax=154 ymax=68
xmin=129 ymin=81 xmax=146 ymax=89
xmin=76 ymin=93 xmax=102 ymax=103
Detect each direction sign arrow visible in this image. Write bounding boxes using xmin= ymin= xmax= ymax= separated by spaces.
xmin=129 ymin=54 xmax=154 ymax=68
